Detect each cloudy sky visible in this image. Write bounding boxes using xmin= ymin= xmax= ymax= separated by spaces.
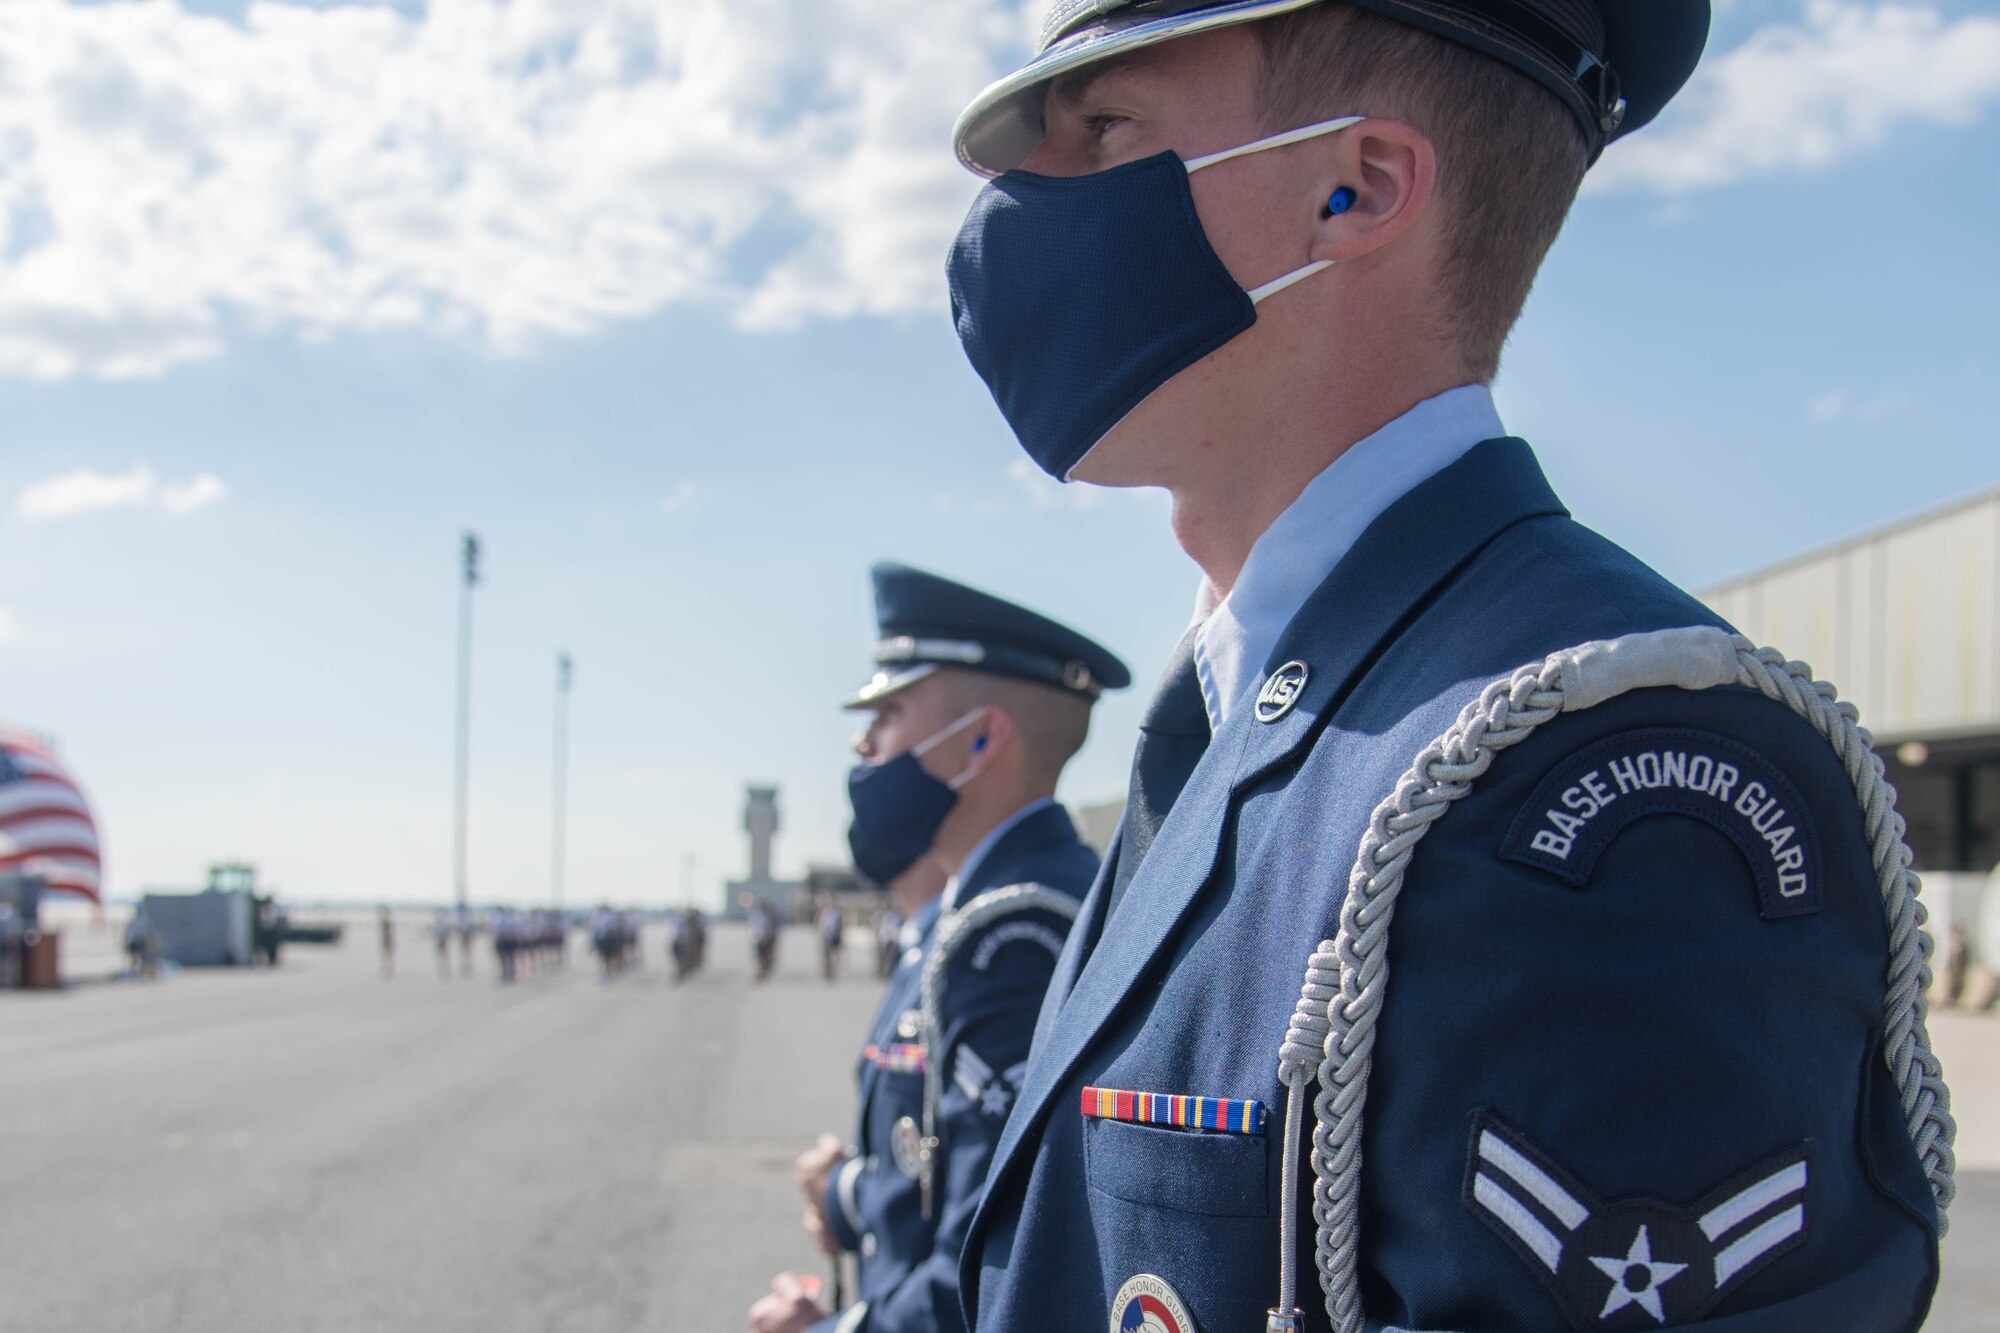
xmin=3 ymin=0 xmax=1997 ymax=908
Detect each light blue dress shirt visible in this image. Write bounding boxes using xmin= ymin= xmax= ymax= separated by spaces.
xmin=1192 ymin=384 xmax=1506 ymax=731
xmin=946 ymin=795 xmax=1057 ymax=908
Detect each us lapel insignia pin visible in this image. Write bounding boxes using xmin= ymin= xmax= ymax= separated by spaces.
xmin=1112 ymin=1273 xmax=1195 ymax=1333
xmin=1255 ymin=661 xmax=1309 ymax=723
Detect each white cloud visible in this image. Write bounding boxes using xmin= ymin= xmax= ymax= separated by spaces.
xmin=1807 ymin=389 xmax=1848 ymax=420
xmin=10 ymin=2 xmax=1986 ymax=378
xmin=17 ymin=464 xmax=158 ymax=518
xmin=0 ymin=0 xmax=1034 ymax=379
xmin=0 ymin=608 xmax=17 ymax=643
xmin=1592 ymin=2 xmax=2000 ymax=194
xmin=160 ymin=472 xmax=229 ymax=514
xmin=16 ymin=464 xmax=230 ymax=520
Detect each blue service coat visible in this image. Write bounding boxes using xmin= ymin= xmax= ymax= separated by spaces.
xmin=961 ymin=440 xmax=1939 ymax=1332
xmin=818 ymin=800 xmax=1100 ymax=1333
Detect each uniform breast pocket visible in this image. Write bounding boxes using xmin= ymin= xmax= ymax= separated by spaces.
xmin=1083 ymin=1116 xmax=1269 ymax=1218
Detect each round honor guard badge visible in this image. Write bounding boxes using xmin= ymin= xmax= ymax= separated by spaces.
xmin=1254 ymin=660 xmax=1310 ymax=723
xmin=890 ymin=1115 xmax=927 ymax=1179
xmin=896 ymin=1008 xmax=923 ymax=1040
xmin=1111 ymin=1274 xmax=1195 ymax=1333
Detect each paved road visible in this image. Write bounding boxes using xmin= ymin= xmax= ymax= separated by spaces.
xmin=4 ymin=917 xmax=1996 ymax=1331
xmin=4 ymin=920 xmax=879 ymax=1333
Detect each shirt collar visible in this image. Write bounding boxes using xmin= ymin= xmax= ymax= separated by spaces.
xmin=945 ymin=796 xmax=1057 ymax=909
xmin=1192 ymin=384 xmax=1504 ymax=732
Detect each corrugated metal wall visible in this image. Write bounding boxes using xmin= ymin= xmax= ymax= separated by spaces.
xmin=1701 ymin=489 xmax=2000 ymax=741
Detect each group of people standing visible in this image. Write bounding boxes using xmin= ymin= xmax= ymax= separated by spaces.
xmin=587 ymin=906 xmax=644 ymax=979
xmin=409 ymin=905 xmax=567 ymax=982
xmin=493 ymin=908 xmax=567 ymax=983
xmin=391 ymin=903 xmax=722 ymax=986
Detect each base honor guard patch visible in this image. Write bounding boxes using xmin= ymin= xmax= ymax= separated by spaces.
xmin=1500 ymin=728 xmax=1822 ymax=920
xmin=1111 ymin=1273 xmax=1195 ymax=1333
xmin=1464 ymin=1111 xmax=1812 ymax=1330
xmin=1081 ymin=1086 xmax=1266 ymax=1134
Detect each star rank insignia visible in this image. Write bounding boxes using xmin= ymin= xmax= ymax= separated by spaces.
xmin=1463 ymin=1111 xmax=1812 ymax=1329
xmin=954 ymin=1045 xmax=1027 ymax=1120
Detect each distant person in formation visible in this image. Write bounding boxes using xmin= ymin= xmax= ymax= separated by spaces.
xmin=669 ymin=909 xmax=698 ymax=982
xmin=533 ymin=909 xmax=557 ymax=977
xmin=590 ymin=905 xmax=618 ymax=979
xmin=748 ymin=898 xmax=779 ymax=983
xmin=250 ymin=895 xmax=277 ymax=969
xmin=433 ymin=910 xmax=453 ymax=980
xmin=753 ymin=563 xmax=1127 ymax=1333
xmin=124 ymin=906 xmax=155 ymax=979
xmin=494 ymin=907 xmax=519 ymax=984
xmin=874 ymin=906 xmax=903 ymax=980
xmin=688 ymin=905 xmax=708 ymax=972
xmin=376 ymin=905 xmax=394 ymax=979
xmin=623 ymin=908 xmax=644 ymax=973
xmin=518 ymin=910 xmax=541 ymax=981
xmin=817 ymin=896 xmax=844 ymax=981
xmin=0 ymin=900 xmax=21 ymax=989
xmin=455 ymin=905 xmax=476 ymax=979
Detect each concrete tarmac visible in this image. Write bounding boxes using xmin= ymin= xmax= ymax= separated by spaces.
xmin=3 ymin=921 xmax=878 ymax=1333
xmin=3 ymin=918 xmax=1996 ymax=1331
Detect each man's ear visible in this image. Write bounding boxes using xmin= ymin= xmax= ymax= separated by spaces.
xmin=1309 ymin=117 xmax=1436 ymax=265
xmin=972 ymin=706 xmax=1015 ymax=765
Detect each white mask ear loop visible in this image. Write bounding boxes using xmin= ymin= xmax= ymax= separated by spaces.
xmin=913 ymin=707 xmax=991 ymax=790
xmin=1182 ymin=115 xmax=1366 ymax=172
xmin=1245 ymin=261 xmax=1332 ymax=304
xmin=1184 ymin=114 xmax=1366 ymax=306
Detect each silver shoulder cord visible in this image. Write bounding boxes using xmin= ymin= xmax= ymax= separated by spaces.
xmin=1262 ymin=626 xmax=1958 ymax=1333
xmin=917 ymin=882 xmax=1082 ymax=1220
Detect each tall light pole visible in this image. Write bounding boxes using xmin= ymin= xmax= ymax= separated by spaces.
xmin=552 ymin=652 xmax=572 ymax=912
xmin=452 ymin=532 xmax=480 ymax=915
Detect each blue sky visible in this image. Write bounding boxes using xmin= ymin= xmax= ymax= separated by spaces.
xmin=2 ymin=0 xmax=1996 ymax=908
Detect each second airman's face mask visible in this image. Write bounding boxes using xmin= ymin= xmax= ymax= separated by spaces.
xmin=845 ymin=708 xmax=988 ymax=888
xmin=947 ymin=115 xmax=1365 ymax=481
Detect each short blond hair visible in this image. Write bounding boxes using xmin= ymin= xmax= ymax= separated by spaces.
xmin=936 ymin=669 xmax=1093 ymax=790
xmin=1255 ymin=4 xmax=1589 ymax=380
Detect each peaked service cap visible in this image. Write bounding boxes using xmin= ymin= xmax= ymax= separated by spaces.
xmin=843 ymin=562 xmax=1131 ymax=709
xmin=954 ymin=0 xmax=1710 ymax=175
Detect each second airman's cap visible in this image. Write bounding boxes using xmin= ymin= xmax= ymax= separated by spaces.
xmin=843 ymin=562 xmax=1131 ymax=709
xmin=954 ymin=0 xmax=1710 ymax=175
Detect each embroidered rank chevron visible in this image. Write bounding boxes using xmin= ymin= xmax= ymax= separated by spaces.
xmin=954 ymin=1045 xmax=1028 ymax=1119
xmin=1464 ymin=1110 xmax=1812 ymax=1329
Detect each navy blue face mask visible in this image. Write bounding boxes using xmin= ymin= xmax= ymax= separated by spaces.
xmin=948 ymin=115 xmax=1364 ymax=481
xmin=846 ymin=709 xmax=986 ymax=888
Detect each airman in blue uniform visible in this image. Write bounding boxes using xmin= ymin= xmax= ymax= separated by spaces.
xmin=749 ymin=562 xmax=1131 ymax=1333
xmin=942 ymin=3 xmax=1954 ymax=1330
